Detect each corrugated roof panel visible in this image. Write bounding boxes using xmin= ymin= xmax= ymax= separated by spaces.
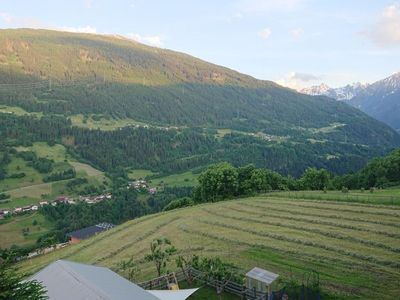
xmin=31 ymin=260 xmax=160 ymax=300
xmin=245 ymin=267 xmax=279 ymax=285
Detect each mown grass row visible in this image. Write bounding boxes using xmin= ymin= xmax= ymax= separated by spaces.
xmin=94 ymin=218 xmax=179 ymax=264
xmin=177 ymin=225 xmax=374 ymax=271
xmin=241 ymin=202 xmax=400 ymax=229
xmin=266 ymin=192 xmax=400 ymax=206
xmin=254 ymin=199 xmax=400 ymax=218
xmin=202 ymin=208 xmax=400 ymax=253
xmin=228 ymin=204 xmax=400 ymax=239
xmin=262 ymin=195 xmax=400 ymax=210
xmin=198 ymin=219 xmax=400 ymax=269
xmin=62 ymin=213 xmax=164 ymax=260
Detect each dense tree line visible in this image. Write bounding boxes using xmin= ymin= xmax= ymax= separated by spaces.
xmin=43 ymin=168 xmax=75 ymax=182
xmin=333 ymin=148 xmax=400 ymax=189
xmin=0 ymin=113 xmax=394 ymax=177
xmin=194 ymin=149 xmax=400 ymax=202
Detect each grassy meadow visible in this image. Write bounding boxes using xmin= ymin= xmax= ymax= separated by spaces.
xmin=150 ymin=171 xmax=199 ymax=187
xmin=0 ymin=142 xmax=105 ymax=209
xmin=0 ymin=212 xmax=53 ymax=248
xmin=17 ymin=193 xmax=400 ymax=299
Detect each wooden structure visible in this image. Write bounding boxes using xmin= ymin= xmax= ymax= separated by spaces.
xmin=139 ymin=267 xmax=277 ymax=300
xmin=245 ymin=267 xmax=279 ymax=299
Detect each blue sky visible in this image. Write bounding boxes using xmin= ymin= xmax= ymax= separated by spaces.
xmin=1 ymin=0 xmax=400 ymax=88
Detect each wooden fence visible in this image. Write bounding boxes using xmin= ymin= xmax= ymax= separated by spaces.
xmin=138 ymin=267 xmax=270 ymax=300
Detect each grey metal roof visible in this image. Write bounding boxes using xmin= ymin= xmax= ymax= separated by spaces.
xmin=66 ymin=223 xmax=114 ymax=240
xmin=31 ymin=260 xmax=160 ymax=300
xmin=245 ymin=267 xmax=279 ymax=285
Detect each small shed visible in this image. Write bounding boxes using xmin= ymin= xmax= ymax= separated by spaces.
xmin=245 ymin=267 xmax=279 ymax=297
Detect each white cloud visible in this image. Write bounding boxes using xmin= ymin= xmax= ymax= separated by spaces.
xmin=290 ymin=72 xmax=320 ymax=81
xmin=363 ymin=3 xmax=400 ymax=47
xmin=275 ymin=71 xmax=321 ymax=90
xmin=61 ymin=26 xmax=97 ymax=34
xmin=290 ymin=27 xmax=304 ymax=39
xmin=236 ymin=0 xmax=304 ymax=14
xmin=126 ymin=33 xmax=164 ymax=47
xmin=258 ymin=27 xmax=271 ymax=39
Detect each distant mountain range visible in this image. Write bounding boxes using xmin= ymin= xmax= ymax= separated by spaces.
xmin=300 ymin=73 xmax=400 ymax=131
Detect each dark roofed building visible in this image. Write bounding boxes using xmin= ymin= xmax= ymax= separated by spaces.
xmin=67 ymin=223 xmax=115 ymax=244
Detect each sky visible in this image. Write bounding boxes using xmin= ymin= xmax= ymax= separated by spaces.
xmin=1 ymin=0 xmax=400 ymax=89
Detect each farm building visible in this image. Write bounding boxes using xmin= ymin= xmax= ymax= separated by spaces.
xmin=67 ymin=222 xmax=115 ymax=244
xmin=30 ymin=260 xmax=198 ymax=300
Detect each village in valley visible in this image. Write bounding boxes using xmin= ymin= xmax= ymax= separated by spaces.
xmin=0 ymin=179 xmax=159 ymax=220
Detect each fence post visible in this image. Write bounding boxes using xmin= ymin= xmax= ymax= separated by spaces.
xmin=241 ymin=285 xmax=246 ymax=300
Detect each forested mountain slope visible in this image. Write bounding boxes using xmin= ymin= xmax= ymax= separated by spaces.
xmin=0 ymin=29 xmax=399 ymax=176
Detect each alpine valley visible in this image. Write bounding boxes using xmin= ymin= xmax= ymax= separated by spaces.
xmin=0 ymin=28 xmax=399 ymax=178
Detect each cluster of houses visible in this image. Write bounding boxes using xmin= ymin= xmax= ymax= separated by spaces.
xmin=127 ymin=180 xmax=157 ymax=194
xmin=0 ymin=201 xmax=49 ymax=219
xmin=56 ymin=193 xmax=112 ymax=205
xmin=0 ymin=193 xmax=112 ymax=219
xmin=27 ymin=242 xmax=70 ymax=259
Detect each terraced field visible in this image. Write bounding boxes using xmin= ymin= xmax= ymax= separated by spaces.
xmin=18 ymin=195 xmax=400 ymax=299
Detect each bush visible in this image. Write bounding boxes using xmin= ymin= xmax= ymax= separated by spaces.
xmin=0 ymin=193 xmax=10 ymax=200
xmin=163 ymin=198 xmax=194 ymax=211
xmin=341 ymin=186 xmax=349 ymax=193
xmin=8 ymin=172 xmax=26 ymax=179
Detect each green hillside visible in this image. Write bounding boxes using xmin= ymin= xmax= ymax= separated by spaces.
xmin=0 ymin=29 xmax=399 ymax=177
xmin=0 ymin=142 xmax=106 ymax=210
xmin=17 ymin=194 xmax=400 ymax=299
xmin=0 ymin=29 xmax=398 ymax=133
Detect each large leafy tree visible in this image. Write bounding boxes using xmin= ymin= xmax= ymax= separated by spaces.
xmin=196 ymin=162 xmax=238 ymax=202
xmin=0 ymin=260 xmax=47 ymax=300
xmin=299 ymin=167 xmax=330 ymax=190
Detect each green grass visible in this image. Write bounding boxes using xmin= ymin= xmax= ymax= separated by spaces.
xmin=128 ymin=169 xmax=157 ymax=180
xmin=69 ymin=114 xmax=149 ymax=131
xmin=0 ymin=212 xmax=53 ymax=248
xmin=179 ymin=281 xmax=239 ymax=300
xmin=215 ymin=129 xmax=232 ymax=139
xmin=17 ymin=193 xmax=400 ymax=299
xmin=69 ymin=162 xmax=104 ymax=177
xmin=0 ymin=142 xmax=105 ymax=209
xmin=0 ymin=105 xmax=42 ymax=118
xmin=15 ymin=142 xmax=68 ymax=162
xmin=267 ymin=189 xmax=400 ymax=205
xmin=0 ymin=197 xmax=43 ymax=210
xmin=0 ymin=157 xmax=43 ymax=192
xmin=150 ymin=171 xmax=198 ymax=187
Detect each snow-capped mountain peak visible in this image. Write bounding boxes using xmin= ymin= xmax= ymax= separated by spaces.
xmin=300 ymin=82 xmax=367 ymax=101
xmin=378 ymin=72 xmax=400 ymax=90
xmin=300 ymin=72 xmax=400 ymax=132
